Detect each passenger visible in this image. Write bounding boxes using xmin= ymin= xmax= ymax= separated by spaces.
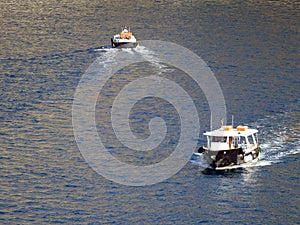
xmin=242 ymin=141 xmax=246 ymax=149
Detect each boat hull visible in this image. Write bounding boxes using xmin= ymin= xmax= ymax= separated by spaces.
xmin=201 ymin=146 xmax=261 ymax=170
xmin=112 ymin=41 xmax=138 ymax=48
xmin=111 ymin=38 xmax=138 ymax=48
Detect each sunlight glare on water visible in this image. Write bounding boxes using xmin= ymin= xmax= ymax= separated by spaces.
xmin=0 ymin=0 xmax=299 ymax=224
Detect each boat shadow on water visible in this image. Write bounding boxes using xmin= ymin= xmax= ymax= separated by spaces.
xmin=201 ymin=167 xmax=247 ymax=176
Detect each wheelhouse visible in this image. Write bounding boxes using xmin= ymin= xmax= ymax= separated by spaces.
xmin=204 ymin=126 xmax=259 ymax=152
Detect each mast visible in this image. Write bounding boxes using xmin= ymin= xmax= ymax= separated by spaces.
xmin=210 ymin=112 xmax=212 ymax=131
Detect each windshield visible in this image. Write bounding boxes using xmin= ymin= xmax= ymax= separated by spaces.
xmin=212 ymin=136 xmax=227 ymax=142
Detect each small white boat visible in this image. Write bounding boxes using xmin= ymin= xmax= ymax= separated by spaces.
xmin=111 ymin=26 xmax=138 ymax=48
xmin=194 ymin=122 xmax=261 ymax=170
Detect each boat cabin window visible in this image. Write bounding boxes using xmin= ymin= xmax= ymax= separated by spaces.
xmin=212 ymin=136 xmax=227 ymax=142
xmin=254 ymin=133 xmax=258 ymax=144
xmin=248 ymin=135 xmax=255 ymax=145
xmin=233 ymin=137 xmax=239 ymax=147
xmin=239 ymin=136 xmax=247 ymax=145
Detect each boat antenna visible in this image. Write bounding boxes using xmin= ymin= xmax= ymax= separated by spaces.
xmin=221 ymin=118 xmax=224 ymax=127
xmin=232 ymin=115 xmax=234 ymax=127
xmin=210 ymin=112 xmax=212 ymax=131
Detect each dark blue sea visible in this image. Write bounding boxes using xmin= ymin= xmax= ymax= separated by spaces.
xmin=1 ymin=1 xmax=299 ymax=224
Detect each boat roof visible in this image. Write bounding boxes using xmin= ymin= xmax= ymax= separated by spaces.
xmin=204 ymin=126 xmax=258 ymax=137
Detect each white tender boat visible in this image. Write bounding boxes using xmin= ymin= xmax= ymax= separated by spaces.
xmin=111 ymin=26 xmax=138 ymax=48
xmin=194 ymin=123 xmax=261 ymax=170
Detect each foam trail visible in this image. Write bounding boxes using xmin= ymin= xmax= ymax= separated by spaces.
xmin=255 ymin=111 xmax=300 ymax=165
xmin=134 ymin=45 xmax=175 ymax=74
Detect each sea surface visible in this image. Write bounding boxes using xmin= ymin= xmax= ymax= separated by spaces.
xmin=1 ymin=0 xmax=299 ymax=224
